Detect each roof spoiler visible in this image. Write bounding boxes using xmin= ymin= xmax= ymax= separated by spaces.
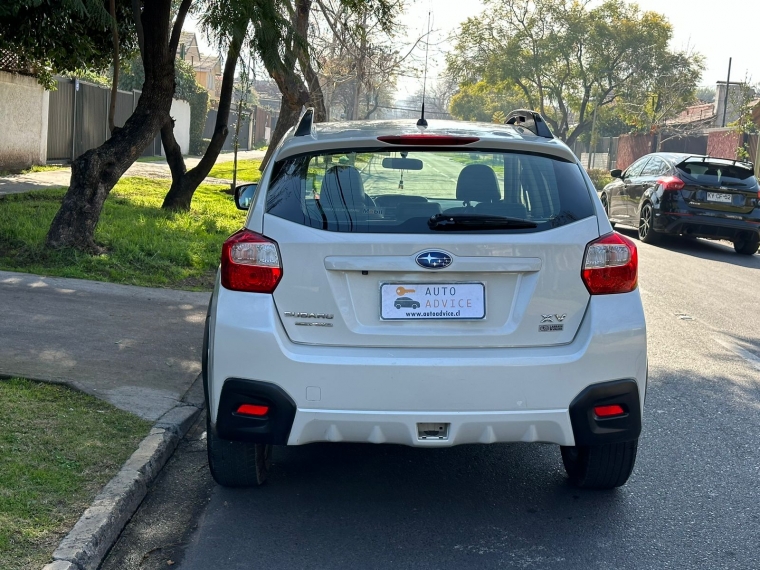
xmin=294 ymin=107 xmax=316 ymax=138
xmin=505 ymin=109 xmax=554 ymax=139
xmin=676 ymin=155 xmax=754 ymax=170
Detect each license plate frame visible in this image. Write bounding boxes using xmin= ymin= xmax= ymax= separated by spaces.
xmin=380 ymin=282 xmax=486 ymax=321
xmin=706 ymin=191 xmax=732 ymax=203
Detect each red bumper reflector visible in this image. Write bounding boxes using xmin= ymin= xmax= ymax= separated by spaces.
xmin=594 ymin=404 xmax=625 ymax=418
xmin=236 ymin=404 xmax=269 ymax=417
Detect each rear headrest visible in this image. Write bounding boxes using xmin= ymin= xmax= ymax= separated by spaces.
xmin=319 ymin=165 xmax=366 ymax=211
xmin=456 ymin=164 xmax=501 ymax=203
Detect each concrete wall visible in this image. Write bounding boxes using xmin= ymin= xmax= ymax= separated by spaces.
xmin=0 ymin=71 xmax=49 ymax=170
xmin=706 ymin=129 xmax=743 ymax=160
xmin=161 ymin=99 xmax=191 ymax=156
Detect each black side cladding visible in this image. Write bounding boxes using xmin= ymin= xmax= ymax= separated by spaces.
xmin=568 ymin=379 xmax=642 ymax=446
xmin=214 ymin=379 xmax=297 ymax=445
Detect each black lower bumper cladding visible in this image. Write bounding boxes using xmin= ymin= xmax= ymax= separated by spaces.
xmin=569 ymin=379 xmax=642 ymax=446
xmin=214 ymin=378 xmax=297 ymax=444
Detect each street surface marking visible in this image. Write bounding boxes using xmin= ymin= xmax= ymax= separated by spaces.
xmin=714 ymin=336 xmax=760 ymax=372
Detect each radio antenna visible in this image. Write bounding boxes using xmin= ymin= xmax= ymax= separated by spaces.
xmin=417 ymin=10 xmax=432 ymax=132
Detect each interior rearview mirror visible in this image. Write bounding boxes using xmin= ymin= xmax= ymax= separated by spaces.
xmin=234 ymin=183 xmax=257 ymax=211
xmin=610 ymin=169 xmax=623 ymax=179
xmin=382 ymin=157 xmax=423 ymax=171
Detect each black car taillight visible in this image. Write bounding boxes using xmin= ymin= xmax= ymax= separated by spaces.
xmin=221 ymin=229 xmax=282 ymax=293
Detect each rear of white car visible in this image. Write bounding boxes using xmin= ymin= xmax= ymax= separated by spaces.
xmin=204 ymin=113 xmax=647 ymax=490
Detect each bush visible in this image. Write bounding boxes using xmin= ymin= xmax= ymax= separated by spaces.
xmin=586 ymin=168 xmax=613 ymax=191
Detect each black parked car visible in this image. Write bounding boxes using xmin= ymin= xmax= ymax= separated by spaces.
xmin=599 ymin=153 xmax=760 ymax=254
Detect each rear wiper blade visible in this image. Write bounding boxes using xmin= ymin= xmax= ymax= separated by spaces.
xmin=428 ymin=213 xmax=537 ymax=230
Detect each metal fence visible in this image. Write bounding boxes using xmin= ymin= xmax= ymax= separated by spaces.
xmin=570 ymin=137 xmax=619 ymax=171
xmin=203 ymin=106 xmax=278 ymax=152
xmin=47 ymin=77 xmax=161 ymax=162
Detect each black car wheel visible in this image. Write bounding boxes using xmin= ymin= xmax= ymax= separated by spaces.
xmin=600 ymin=193 xmax=615 ymax=229
xmin=413 ymin=303 xmax=420 ymax=309
xmin=207 ymin=413 xmax=272 ymax=488
xmin=733 ymin=233 xmax=760 ymax=255
xmin=395 ymin=303 xmax=401 ymax=309
xmin=638 ymin=202 xmax=660 ymax=244
xmin=561 ymin=439 xmax=638 ymax=489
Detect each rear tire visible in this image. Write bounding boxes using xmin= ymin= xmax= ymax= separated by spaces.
xmin=733 ymin=234 xmax=759 ymax=255
xmin=207 ymin=414 xmax=272 ymax=487
xmin=638 ymin=203 xmax=660 ymax=244
xmin=561 ymin=439 xmax=638 ymax=490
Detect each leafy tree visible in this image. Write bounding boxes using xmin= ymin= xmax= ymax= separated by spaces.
xmin=0 ymin=0 xmax=137 ymax=89
xmin=43 ymin=0 xmax=193 ymax=251
xmin=449 ymin=81 xmax=528 ymax=123
xmin=696 ymin=85 xmax=716 ymax=103
xmin=446 ymin=0 xmax=703 ymax=145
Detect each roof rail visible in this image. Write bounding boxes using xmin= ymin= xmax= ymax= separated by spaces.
xmin=505 ymin=109 xmax=554 ymax=139
xmin=294 ymin=107 xmax=315 ymax=137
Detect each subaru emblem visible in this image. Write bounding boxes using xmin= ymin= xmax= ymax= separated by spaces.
xmin=415 ymin=250 xmax=452 ymax=269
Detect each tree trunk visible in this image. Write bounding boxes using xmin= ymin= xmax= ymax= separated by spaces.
xmin=160 ymin=28 xmax=244 ymax=211
xmin=46 ymin=0 xmax=189 ymax=251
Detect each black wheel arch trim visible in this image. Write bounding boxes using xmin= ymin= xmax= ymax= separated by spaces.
xmin=569 ymin=379 xmax=642 ymax=446
xmin=212 ymin=378 xmax=297 ymax=445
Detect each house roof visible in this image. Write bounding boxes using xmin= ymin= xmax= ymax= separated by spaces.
xmin=665 ymin=103 xmax=716 ymax=126
xmin=194 ymin=53 xmax=222 ymax=72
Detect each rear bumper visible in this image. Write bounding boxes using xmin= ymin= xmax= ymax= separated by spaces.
xmin=208 ymin=284 xmax=647 ymax=448
xmin=213 ymin=377 xmax=642 ymax=447
xmin=653 ymin=210 xmax=760 ymax=240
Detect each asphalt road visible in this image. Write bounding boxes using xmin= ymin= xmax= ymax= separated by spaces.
xmin=101 ymin=231 xmax=760 ymax=570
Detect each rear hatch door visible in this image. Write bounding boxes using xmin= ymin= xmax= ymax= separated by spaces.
xmin=263 ymin=146 xmax=599 ymax=349
xmin=676 ymin=158 xmax=758 ymax=215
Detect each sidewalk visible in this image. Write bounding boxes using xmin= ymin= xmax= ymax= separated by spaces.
xmin=0 ymin=270 xmax=209 ymax=421
xmin=0 ymin=149 xmax=266 ymax=196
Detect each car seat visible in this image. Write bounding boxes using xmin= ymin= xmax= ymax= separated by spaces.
xmin=444 ymin=164 xmax=501 ymax=215
xmin=318 ymin=165 xmax=374 ymax=229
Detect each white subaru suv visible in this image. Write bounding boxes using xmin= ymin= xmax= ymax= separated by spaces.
xmin=203 ymin=110 xmax=647 ymax=490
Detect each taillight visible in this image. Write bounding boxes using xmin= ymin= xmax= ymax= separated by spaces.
xmin=656 ymin=176 xmax=685 ymax=191
xmin=377 ymin=135 xmax=479 ymax=145
xmin=221 ymin=229 xmax=282 ymax=293
xmin=582 ymin=232 xmax=638 ymax=295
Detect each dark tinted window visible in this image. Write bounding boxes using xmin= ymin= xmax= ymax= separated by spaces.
xmin=626 ymin=157 xmax=650 ymax=177
xmin=677 ymin=160 xmax=758 ymax=188
xmin=641 ymin=157 xmax=664 ymax=177
xmin=265 ymin=149 xmax=595 ymax=234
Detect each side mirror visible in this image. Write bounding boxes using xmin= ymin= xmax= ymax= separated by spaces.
xmin=610 ymin=169 xmax=623 ymax=179
xmin=234 ymin=183 xmax=257 ymax=210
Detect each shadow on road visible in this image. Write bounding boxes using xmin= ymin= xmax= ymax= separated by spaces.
xmin=615 ymin=225 xmax=759 ymax=268
xmin=174 ymin=353 xmax=760 ymax=570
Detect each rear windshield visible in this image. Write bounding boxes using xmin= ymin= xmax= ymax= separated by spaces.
xmin=677 ymin=159 xmax=758 ymax=188
xmin=265 ymin=149 xmax=595 ymax=233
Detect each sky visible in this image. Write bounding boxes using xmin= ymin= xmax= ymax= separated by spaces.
xmin=186 ymin=0 xmax=760 ymax=100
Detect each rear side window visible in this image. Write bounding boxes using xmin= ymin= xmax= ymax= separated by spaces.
xmin=265 ymin=149 xmax=594 ymax=234
xmin=677 ymin=159 xmax=758 ymax=189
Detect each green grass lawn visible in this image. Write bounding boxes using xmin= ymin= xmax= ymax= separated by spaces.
xmin=0 ymin=378 xmax=151 ymax=570
xmin=0 ymin=165 xmax=66 ymax=176
xmin=208 ymin=158 xmax=263 ymax=182
xmin=0 ymin=177 xmax=246 ymax=290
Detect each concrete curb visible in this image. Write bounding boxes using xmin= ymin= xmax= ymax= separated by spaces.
xmin=42 ymin=403 xmax=202 ymax=570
